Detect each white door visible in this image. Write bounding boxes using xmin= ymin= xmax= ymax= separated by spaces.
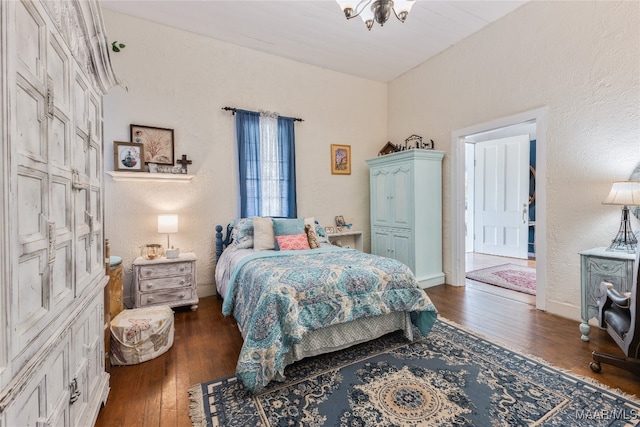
xmin=474 ymin=135 xmax=529 ymax=258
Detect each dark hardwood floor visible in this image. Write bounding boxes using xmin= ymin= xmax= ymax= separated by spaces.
xmin=95 ymin=287 xmax=640 ymax=427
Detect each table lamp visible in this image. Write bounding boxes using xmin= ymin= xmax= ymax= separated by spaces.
xmin=158 ymin=214 xmax=179 ymax=258
xmin=602 ymin=181 xmax=640 ymax=252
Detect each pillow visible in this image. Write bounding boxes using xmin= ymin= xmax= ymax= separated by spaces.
xmin=253 ymin=217 xmax=275 ymax=251
xmin=272 ymin=218 xmax=305 ymax=250
xmin=275 ymin=233 xmax=310 ymax=251
xmin=305 ymin=224 xmax=320 ymax=249
xmin=231 ymin=218 xmax=254 ymax=249
xmin=314 ymin=221 xmax=330 ymax=244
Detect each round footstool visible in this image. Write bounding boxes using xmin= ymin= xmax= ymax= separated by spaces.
xmin=110 ymin=305 xmax=174 ymax=365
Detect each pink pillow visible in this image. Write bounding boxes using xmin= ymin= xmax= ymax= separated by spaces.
xmin=275 ymin=233 xmax=311 ymax=251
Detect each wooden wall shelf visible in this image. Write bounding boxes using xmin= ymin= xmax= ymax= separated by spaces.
xmin=106 ymin=171 xmax=194 ymax=183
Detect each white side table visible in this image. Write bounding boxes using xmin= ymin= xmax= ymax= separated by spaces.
xmin=133 ymin=252 xmax=199 ymax=311
xmin=327 ymin=231 xmax=363 ymax=251
xmin=579 ymin=247 xmax=634 ymax=341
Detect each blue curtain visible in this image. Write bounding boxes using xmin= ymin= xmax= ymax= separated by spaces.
xmin=278 ymin=116 xmax=297 ymax=218
xmin=235 ymin=110 xmax=297 ymax=218
xmin=236 ymin=110 xmax=261 ymax=217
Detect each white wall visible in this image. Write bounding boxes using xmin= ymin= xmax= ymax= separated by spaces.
xmin=388 ymin=1 xmax=640 ymax=320
xmin=102 ymin=11 xmax=387 ymax=305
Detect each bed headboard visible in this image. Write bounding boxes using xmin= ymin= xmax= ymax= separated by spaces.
xmin=215 ymin=224 xmax=234 ymax=259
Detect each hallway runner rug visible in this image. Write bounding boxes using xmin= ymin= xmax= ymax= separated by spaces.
xmin=188 ymin=319 xmax=640 ymax=426
xmin=466 ymin=263 xmax=536 ymax=295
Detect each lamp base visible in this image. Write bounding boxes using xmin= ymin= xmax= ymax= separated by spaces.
xmin=606 ymin=205 xmax=637 ymax=253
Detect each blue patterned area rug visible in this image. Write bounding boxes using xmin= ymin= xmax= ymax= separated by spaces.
xmin=188 ymin=319 xmax=640 ymax=426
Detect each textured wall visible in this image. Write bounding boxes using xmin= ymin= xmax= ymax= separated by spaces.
xmin=102 ymin=11 xmax=387 ymax=306
xmin=388 ymin=1 xmax=640 ymax=320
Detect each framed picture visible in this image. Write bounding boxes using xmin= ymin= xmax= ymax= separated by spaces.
xmin=324 ymin=226 xmax=335 ymax=234
xmin=113 ymin=142 xmax=145 ymax=172
xmin=331 ymin=144 xmax=351 ymax=175
xmin=335 ymin=215 xmax=346 ymax=227
xmin=130 ymin=124 xmax=175 ymax=165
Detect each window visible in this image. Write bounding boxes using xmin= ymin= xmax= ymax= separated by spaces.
xmin=235 ymin=110 xmax=297 ymax=218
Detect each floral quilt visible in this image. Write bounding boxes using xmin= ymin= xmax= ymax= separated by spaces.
xmin=222 ymin=247 xmax=438 ymax=393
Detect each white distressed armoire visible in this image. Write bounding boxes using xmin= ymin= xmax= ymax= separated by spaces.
xmin=0 ymin=0 xmax=117 ymax=425
xmin=367 ymin=150 xmax=445 ymax=288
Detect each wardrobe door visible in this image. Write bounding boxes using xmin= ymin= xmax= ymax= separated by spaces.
xmin=13 ymin=0 xmax=54 ymax=365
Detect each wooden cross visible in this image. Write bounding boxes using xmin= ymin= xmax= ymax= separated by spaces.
xmin=176 ymin=154 xmax=192 ymax=174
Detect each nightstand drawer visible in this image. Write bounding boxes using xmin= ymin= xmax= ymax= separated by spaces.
xmin=585 ymin=257 xmax=632 ymax=292
xmin=139 ymin=262 xmax=193 ymax=279
xmin=140 ymin=288 xmax=196 ymax=307
xmin=138 ymin=274 xmax=193 ymax=292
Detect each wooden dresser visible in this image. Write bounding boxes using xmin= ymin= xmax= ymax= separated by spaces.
xmin=133 ymin=253 xmax=199 ymax=311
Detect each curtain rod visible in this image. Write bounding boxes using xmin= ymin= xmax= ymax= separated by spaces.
xmin=222 ymin=106 xmax=304 ymax=122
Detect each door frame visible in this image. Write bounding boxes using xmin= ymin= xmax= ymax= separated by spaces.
xmin=450 ymin=107 xmax=548 ymax=311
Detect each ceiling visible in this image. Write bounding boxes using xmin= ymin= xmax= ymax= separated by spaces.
xmin=101 ymin=0 xmax=527 ymax=82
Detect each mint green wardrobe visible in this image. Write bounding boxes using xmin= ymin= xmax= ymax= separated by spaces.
xmin=367 ymin=150 xmax=445 ymax=288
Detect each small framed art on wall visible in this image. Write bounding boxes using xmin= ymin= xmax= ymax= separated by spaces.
xmin=130 ymin=124 xmax=175 ymax=165
xmin=113 ymin=142 xmax=145 ymax=172
xmin=331 ymin=144 xmax=351 ymax=175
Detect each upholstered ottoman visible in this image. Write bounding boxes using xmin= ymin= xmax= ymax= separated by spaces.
xmin=110 ymin=305 xmax=175 ymax=365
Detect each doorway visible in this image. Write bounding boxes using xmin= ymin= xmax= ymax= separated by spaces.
xmin=465 ymin=132 xmax=536 ymax=302
xmin=451 ymin=108 xmax=547 ymax=311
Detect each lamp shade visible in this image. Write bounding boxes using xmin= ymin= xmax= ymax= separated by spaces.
xmin=602 ymin=182 xmax=640 ymax=206
xmin=158 ymin=214 xmax=179 ymax=234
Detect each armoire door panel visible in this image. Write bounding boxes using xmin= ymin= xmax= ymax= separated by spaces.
xmin=51 ymin=242 xmax=73 ymax=306
xmin=73 ymin=74 xmax=88 ymax=133
xmin=89 ymin=142 xmax=99 ymax=180
xmin=16 ymin=77 xmax=47 ymax=163
xmin=49 ymin=112 xmax=70 ymax=168
xmin=47 ymin=34 xmax=70 ymax=111
xmin=88 ymin=94 xmax=100 ymax=143
xmin=75 ymin=237 xmax=90 ymax=292
xmin=17 ymin=170 xmax=48 ymax=243
xmin=15 ymin=0 xmax=45 ymax=83
xmin=391 ymin=232 xmax=412 ymax=272
xmin=17 ymin=252 xmax=49 ymax=348
xmin=371 ymin=170 xmax=389 ymax=226
xmin=73 ymin=132 xmax=89 ymax=176
xmin=50 ymin=178 xmax=71 ymax=231
xmin=390 ymin=167 xmax=411 ymax=227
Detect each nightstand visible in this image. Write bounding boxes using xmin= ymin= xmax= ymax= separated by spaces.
xmin=133 ymin=252 xmax=199 ymax=311
xmin=579 ymin=247 xmax=635 ymax=341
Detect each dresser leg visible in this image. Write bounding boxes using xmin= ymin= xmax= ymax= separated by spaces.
xmin=191 ymin=304 xmax=198 ymax=311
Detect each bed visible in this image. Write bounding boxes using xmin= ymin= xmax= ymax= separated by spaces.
xmin=214 ymin=217 xmax=438 ymax=393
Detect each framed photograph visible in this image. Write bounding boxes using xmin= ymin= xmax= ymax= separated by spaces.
xmin=324 ymin=226 xmax=335 ymax=234
xmin=335 ymin=215 xmax=346 ymax=227
xmin=130 ymin=124 xmax=175 ymax=165
xmin=331 ymin=144 xmax=351 ymax=175
xmin=113 ymin=142 xmax=145 ymax=172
